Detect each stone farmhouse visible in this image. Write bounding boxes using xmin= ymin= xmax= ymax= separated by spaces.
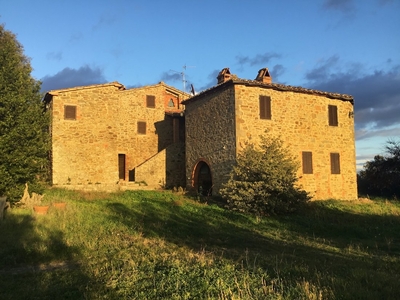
xmin=44 ymin=81 xmax=188 ymax=191
xmin=44 ymin=67 xmax=357 ymax=200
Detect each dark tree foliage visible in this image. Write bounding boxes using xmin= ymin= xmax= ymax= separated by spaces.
xmin=0 ymin=24 xmax=50 ymax=202
xmin=220 ymin=133 xmax=310 ymax=216
xmin=358 ymin=140 xmax=400 ymax=199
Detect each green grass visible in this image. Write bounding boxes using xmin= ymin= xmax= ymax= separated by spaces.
xmin=1 ymin=189 xmax=399 ymax=299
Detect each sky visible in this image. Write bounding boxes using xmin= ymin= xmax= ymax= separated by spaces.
xmin=1 ymin=0 xmax=399 ymax=171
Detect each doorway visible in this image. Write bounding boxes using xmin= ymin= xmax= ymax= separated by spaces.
xmin=193 ymin=161 xmax=212 ymax=196
xmin=118 ymin=154 xmax=126 ymax=180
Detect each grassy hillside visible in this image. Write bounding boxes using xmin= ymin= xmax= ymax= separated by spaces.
xmin=0 ymin=189 xmax=399 ymax=299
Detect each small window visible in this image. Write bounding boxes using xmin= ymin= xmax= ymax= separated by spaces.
xmin=330 ymin=153 xmax=340 ymax=174
xmin=146 ymin=95 xmax=155 ymax=108
xmin=328 ymin=105 xmax=338 ymax=126
xmin=302 ymin=152 xmax=313 ymax=174
xmin=168 ymin=99 xmax=175 ymax=107
xmin=259 ymin=95 xmax=271 ymax=120
xmin=137 ymin=121 xmax=146 ymax=134
xmin=64 ymin=105 xmax=76 ymax=120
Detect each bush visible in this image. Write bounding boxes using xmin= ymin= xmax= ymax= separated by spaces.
xmin=220 ymin=133 xmax=310 ymax=215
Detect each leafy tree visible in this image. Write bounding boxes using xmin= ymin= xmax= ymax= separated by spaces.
xmin=220 ymin=133 xmax=310 ymax=215
xmin=358 ymin=140 xmax=400 ymax=199
xmin=0 ymin=24 xmax=50 ymax=202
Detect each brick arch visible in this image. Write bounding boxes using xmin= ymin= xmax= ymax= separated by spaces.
xmin=191 ymin=159 xmax=213 ymax=196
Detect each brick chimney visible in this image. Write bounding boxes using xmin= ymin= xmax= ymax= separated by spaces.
xmin=217 ymin=68 xmax=232 ymax=84
xmin=255 ymin=68 xmax=272 ymax=84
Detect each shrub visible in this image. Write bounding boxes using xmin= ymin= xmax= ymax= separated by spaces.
xmin=220 ymin=133 xmax=310 ymax=215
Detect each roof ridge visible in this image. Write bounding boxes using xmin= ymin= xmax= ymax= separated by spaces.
xmin=183 ymin=78 xmax=353 ymax=104
xmin=46 ymin=81 xmax=125 ymax=94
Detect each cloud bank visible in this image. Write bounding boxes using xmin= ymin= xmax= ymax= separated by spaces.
xmin=41 ymin=65 xmax=107 ymax=92
xmin=304 ymin=56 xmax=400 ymax=141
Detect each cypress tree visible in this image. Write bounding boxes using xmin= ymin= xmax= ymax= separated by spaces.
xmin=0 ymin=24 xmax=49 ymax=202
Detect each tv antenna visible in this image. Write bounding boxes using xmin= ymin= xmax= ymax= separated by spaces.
xmin=170 ymin=64 xmax=195 ymax=93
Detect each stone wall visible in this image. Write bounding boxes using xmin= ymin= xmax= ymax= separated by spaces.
xmin=184 ymin=85 xmax=237 ymax=195
xmin=234 ymin=84 xmax=357 ymax=200
xmin=50 ymin=83 xmax=121 ymax=186
xmin=135 ymin=142 xmax=186 ymax=189
xmin=48 ymin=82 xmax=186 ymax=190
xmin=184 ymin=81 xmax=357 ymax=200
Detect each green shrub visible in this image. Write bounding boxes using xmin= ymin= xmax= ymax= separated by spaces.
xmin=221 ymin=133 xmax=310 ymax=215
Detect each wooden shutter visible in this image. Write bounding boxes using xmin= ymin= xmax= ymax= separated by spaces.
xmin=328 ymin=105 xmax=338 ymax=126
xmin=146 ymin=95 xmax=155 ymax=108
xmin=330 ymin=153 xmax=340 ymax=174
xmin=302 ymin=152 xmax=313 ymax=174
xmin=259 ymin=95 xmax=271 ymax=119
xmin=64 ymin=105 xmax=76 ymax=120
xmin=137 ymin=121 xmax=146 ymax=134
xmin=118 ymin=154 xmax=126 ymax=180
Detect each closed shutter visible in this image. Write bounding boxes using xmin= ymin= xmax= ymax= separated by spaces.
xmin=328 ymin=105 xmax=338 ymax=126
xmin=330 ymin=153 xmax=340 ymax=174
xmin=64 ymin=105 xmax=76 ymax=120
xmin=302 ymin=152 xmax=313 ymax=174
xmin=259 ymin=95 xmax=271 ymax=119
xmin=146 ymin=95 xmax=155 ymax=108
xmin=137 ymin=121 xmax=146 ymax=134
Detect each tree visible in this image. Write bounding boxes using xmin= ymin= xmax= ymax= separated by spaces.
xmin=358 ymin=140 xmax=400 ymax=199
xmin=0 ymin=24 xmax=50 ymax=202
xmin=220 ymin=133 xmax=310 ymax=216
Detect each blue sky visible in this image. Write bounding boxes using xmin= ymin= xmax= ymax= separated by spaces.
xmin=1 ymin=0 xmax=399 ymax=170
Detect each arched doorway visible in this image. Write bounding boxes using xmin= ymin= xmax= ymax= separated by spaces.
xmin=193 ymin=161 xmax=213 ymax=196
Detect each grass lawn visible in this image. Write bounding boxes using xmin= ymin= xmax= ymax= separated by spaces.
xmin=0 ymin=189 xmax=399 ymax=299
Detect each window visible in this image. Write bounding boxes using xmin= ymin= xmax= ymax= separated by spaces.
xmin=146 ymin=95 xmax=155 ymax=108
xmin=302 ymin=152 xmax=313 ymax=174
xmin=137 ymin=121 xmax=146 ymax=134
xmin=259 ymin=95 xmax=271 ymax=120
xmin=64 ymin=105 xmax=76 ymax=120
xmin=330 ymin=153 xmax=340 ymax=174
xmin=328 ymin=105 xmax=338 ymax=126
xmin=168 ymin=98 xmax=175 ymax=108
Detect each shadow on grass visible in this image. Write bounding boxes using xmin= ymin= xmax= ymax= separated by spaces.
xmin=106 ymin=192 xmax=400 ymax=299
xmin=0 ymin=209 xmax=88 ymax=299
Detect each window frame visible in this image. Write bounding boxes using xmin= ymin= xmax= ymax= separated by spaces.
xmin=64 ymin=105 xmax=77 ymax=120
xmin=328 ymin=105 xmax=338 ymax=126
xmin=302 ymin=151 xmax=313 ymax=174
xmin=259 ymin=95 xmax=271 ymax=120
xmin=330 ymin=152 xmax=341 ymax=174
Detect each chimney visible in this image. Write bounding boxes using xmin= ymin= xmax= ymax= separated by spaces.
xmin=255 ymin=68 xmax=272 ymax=84
xmin=217 ymin=68 xmax=232 ymax=84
